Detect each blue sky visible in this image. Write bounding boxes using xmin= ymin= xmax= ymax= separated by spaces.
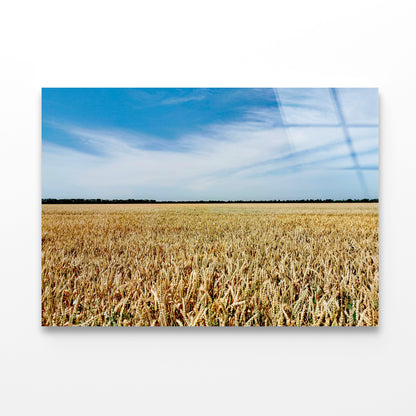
xmin=42 ymin=88 xmax=378 ymax=200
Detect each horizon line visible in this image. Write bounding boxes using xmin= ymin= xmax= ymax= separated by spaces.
xmin=42 ymin=198 xmax=379 ymax=204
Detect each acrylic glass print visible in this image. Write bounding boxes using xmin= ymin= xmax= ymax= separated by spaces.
xmin=41 ymin=88 xmax=379 ymax=326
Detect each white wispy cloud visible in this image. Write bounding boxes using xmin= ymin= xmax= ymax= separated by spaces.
xmin=276 ymin=88 xmax=339 ymax=125
xmin=160 ymin=94 xmax=206 ymax=105
xmin=337 ymin=89 xmax=378 ymax=125
xmin=127 ymin=89 xmax=207 ymax=108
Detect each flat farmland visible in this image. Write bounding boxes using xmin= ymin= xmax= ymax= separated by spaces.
xmin=41 ymin=203 xmax=379 ymax=326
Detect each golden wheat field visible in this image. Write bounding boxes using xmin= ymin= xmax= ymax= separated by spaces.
xmin=41 ymin=203 xmax=378 ymax=326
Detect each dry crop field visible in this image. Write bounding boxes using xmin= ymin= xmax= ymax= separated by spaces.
xmin=41 ymin=203 xmax=378 ymax=326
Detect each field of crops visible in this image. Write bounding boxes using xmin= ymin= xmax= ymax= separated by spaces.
xmin=41 ymin=203 xmax=378 ymax=326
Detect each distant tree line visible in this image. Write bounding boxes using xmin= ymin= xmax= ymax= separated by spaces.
xmin=42 ymin=198 xmax=157 ymax=204
xmin=42 ymin=198 xmax=379 ymax=204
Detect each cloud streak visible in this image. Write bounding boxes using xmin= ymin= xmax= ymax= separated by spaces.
xmin=160 ymin=95 xmax=206 ymax=105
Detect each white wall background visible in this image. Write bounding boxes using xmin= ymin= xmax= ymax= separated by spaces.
xmin=1 ymin=1 xmax=415 ymax=415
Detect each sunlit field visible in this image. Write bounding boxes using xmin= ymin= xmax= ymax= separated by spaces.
xmin=42 ymin=203 xmax=378 ymax=326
